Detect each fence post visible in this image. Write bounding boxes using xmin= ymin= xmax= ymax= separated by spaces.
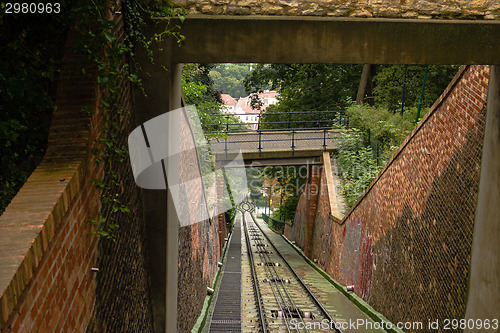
xmin=291 ymin=130 xmax=296 ymax=153
xmin=323 ymin=129 xmax=327 ymax=150
xmin=376 ymin=142 xmax=380 ymax=166
xmin=224 ymin=135 xmax=228 ymax=157
xmin=258 ymin=130 xmax=262 ymax=154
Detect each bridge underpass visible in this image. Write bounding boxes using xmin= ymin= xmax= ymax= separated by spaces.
xmin=132 ymin=14 xmax=500 ymax=333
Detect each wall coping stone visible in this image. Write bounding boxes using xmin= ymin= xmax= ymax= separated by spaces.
xmin=322 ymin=152 xmax=343 ymax=223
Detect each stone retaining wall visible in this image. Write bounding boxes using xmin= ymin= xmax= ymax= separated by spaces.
xmin=174 ymin=0 xmax=500 ymax=19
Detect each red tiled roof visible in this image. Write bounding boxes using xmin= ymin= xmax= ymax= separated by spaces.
xmin=221 ymin=94 xmax=237 ymax=106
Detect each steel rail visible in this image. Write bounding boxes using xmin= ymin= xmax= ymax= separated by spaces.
xmin=247 ymin=216 xmax=312 ymax=333
xmin=245 ymin=215 xmax=294 ymax=332
xmin=249 ymin=220 xmax=301 ymax=332
xmin=250 ymin=213 xmax=344 ymax=333
xmin=242 ymin=213 xmax=268 ymax=333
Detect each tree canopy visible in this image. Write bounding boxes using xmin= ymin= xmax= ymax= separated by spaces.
xmin=373 ymin=65 xmax=460 ymax=112
xmin=209 ymin=63 xmax=253 ymax=98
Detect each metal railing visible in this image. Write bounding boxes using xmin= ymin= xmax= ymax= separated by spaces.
xmin=208 ymin=110 xmax=348 ymax=155
xmin=262 ymin=213 xmax=285 ymax=233
xmin=209 ymin=110 xmax=348 ymax=133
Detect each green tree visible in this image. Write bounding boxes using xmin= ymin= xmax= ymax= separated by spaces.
xmin=373 ymin=65 xmax=460 ymax=112
xmin=245 ymin=64 xmax=362 ymax=129
xmin=183 ymin=63 xmax=247 ymax=134
xmin=336 ymin=129 xmax=381 ymax=211
xmin=209 ymin=63 xmax=253 ymax=98
xmin=0 ymin=2 xmax=71 ymax=214
xmin=346 ymin=104 xmax=422 ymax=164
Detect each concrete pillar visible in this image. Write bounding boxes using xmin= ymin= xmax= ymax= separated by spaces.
xmin=133 ymin=28 xmax=182 ymax=332
xmin=133 ymin=51 xmax=169 ymax=333
xmin=465 ymin=65 xmax=500 ymax=329
xmin=166 ymin=63 xmax=182 ymax=333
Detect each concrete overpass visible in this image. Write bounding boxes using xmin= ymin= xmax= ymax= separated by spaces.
xmin=133 ymin=12 xmax=500 ymax=333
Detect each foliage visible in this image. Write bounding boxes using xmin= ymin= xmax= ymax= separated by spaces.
xmin=336 ymin=129 xmax=381 ymax=210
xmin=346 ymin=104 xmax=423 ymax=164
xmin=264 ymin=165 xmax=307 ymax=222
xmin=244 ymin=64 xmax=360 ymax=130
xmin=245 ymin=64 xmax=361 ymax=111
xmin=0 ymin=1 xmax=73 ymax=214
xmin=373 ymin=65 xmax=459 ymax=112
xmin=271 ymin=196 xmax=299 ymax=222
xmin=335 ymin=65 xmax=459 ymax=208
xmin=0 ymin=0 xmax=185 ymax=236
xmin=74 ymin=0 xmax=184 ymax=241
xmin=209 ymin=63 xmax=253 ymax=98
xmin=182 ymin=63 xmax=247 ymax=135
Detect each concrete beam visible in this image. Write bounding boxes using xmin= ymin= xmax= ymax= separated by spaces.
xmin=243 ymin=157 xmax=322 ymax=167
xmin=214 ymin=148 xmax=335 ymax=164
xmin=170 ymin=15 xmax=500 ymax=65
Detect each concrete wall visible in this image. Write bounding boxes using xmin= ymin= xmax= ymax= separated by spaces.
xmin=288 ymin=65 xmax=489 ymax=330
xmin=174 ymin=0 xmax=500 ymax=19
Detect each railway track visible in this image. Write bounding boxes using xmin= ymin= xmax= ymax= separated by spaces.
xmin=242 ymin=212 xmax=342 ymax=333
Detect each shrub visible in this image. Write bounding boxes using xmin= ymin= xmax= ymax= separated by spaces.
xmin=336 ymin=129 xmax=381 ymax=210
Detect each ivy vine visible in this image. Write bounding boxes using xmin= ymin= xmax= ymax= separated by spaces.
xmin=74 ymin=0 xmax=186 ymax=241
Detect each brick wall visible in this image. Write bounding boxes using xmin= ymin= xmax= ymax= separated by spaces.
xmin=290 ymin=65 xmax=489 ymax=330
xmin=0 ymin=13 xmax=155 ymax=333
xmin=176 ymin=104 xmax=223 ymax=332
xmin=1 ymin=7 xmax=229 ymax=333
xmin=174 ymin=0 xmax=500 ymax=19
xmin=85 ymin=9 xmax=155 ymax=331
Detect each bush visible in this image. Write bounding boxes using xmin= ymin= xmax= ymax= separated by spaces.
xmin=336 ymin=129 xmax=381 ymax=210
xmin=346 ymin=105 xmax=423 ymax=164
xmin=271 ymin=195 xmax=299 ymax=222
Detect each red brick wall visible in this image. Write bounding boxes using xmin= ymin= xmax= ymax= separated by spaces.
xmin=176 ymin=103 xmax=223 ymax=332
xmin=290 ymin=65 xmax=489 ymax=330
xmin=1 ymin=8 xmax=228 ymax=333
xmin=1 ymin=15 xmax=155 ymax=333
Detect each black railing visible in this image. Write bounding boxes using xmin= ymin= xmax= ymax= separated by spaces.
xmin=208 ymin=110 xmax=348 ymax=133
xmin=209 ymin=110 xmax=348 ymax=155
xmin=262 ymin=213 xmax=285 ymax=233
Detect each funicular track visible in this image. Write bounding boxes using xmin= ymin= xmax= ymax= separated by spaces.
xmin=242 ymin=212 xmax=342 ymax=333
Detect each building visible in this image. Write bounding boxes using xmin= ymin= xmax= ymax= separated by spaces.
xmin=221 ymin=90 xmax=278 ymax=130
xmin=221 ymin=94 xmax=237 ymax=113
